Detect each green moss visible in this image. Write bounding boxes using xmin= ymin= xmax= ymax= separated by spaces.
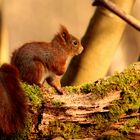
xmin=12 ymin=83 xmax=43 ymax=139
xmin=64 ymin=85 xmax=81 ymax=93
xmin=119 ymin=118 xmax=139 ymax=134
xmin=89 ymin=63 xmax=140 ymax=118
xmin=99 ymin=134 xmax=126 ymax=140
xmin=80 ymin=82 xmax=93 ymax=93
xmin=21 ymin=83 xmax=43 ymax=107
xmin=47 ymin=121 xmax=81 ymax=139
xmin=59 ymin=63 xmax=140 ymax=138
xmin=66 ymin=62 xmax=140 ymax=138
xmin=82 ymin=63 xmax=140 ymax=95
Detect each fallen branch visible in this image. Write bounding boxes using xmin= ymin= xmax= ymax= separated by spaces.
xmin=93 ymin=0 xmax=140 ymax=31
xmin=39 ymin=62 xmax=140 ymax=139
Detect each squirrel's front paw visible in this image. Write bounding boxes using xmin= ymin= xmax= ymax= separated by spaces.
xmin=55 ymin=87 xmax=66 ymax=95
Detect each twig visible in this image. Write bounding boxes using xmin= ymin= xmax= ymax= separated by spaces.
xmin=92 ymin=0 xmax=140 ymax=31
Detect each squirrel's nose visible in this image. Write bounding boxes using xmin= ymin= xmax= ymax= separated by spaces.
xmin=79 ymin=45 xmax=84 ymax=54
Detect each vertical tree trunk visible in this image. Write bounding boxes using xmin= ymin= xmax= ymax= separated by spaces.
xmin=0 ymin=1 xmax=9 ymax=64
xmin=0 ymin=0 xmax=2 ymax=64
xmin=62 ymin=0 xmax=135 ymax=86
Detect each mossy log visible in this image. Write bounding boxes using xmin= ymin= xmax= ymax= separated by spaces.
xmin=3 ymin=62 xmax=140 ymax=140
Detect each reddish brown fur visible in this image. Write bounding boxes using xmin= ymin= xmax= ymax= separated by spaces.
xmin=0 ymin=64 xmax=27 ymax=135
xmin=11 ymin=25 xmax=83 ymax=92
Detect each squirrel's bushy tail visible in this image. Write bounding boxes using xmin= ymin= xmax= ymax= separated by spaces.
xmin=0 ymin=64 xmax=27 ymax=135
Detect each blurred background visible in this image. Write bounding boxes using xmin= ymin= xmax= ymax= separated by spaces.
xmin=0 ymin=0 xmax=140 ymax=75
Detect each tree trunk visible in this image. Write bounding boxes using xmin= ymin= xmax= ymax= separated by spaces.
xmin=62 ymin=0 xmax=135 ymax=86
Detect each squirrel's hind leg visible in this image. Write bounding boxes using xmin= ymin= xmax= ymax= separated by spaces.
xmin=21 ymin=60 xmax=46 ymax=85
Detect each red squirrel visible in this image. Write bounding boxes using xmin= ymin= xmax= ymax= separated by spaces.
xmin=0 ymin=64 xmax=27 ymax=135
xmin=0 ymin=25 xmax=82 ymax=135
xmin=11 ymin=25 xmax=83 ymax=93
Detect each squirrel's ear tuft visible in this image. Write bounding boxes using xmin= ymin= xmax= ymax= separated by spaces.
xmin=59 ymin=25 xmax=70 ymax=42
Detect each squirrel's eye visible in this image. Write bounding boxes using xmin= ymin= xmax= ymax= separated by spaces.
xmin=72 ymin=40 xmax=78 ymax=46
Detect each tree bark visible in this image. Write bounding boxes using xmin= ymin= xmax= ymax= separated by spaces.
xmin=3 ymin=62 xmax=140 ymax=139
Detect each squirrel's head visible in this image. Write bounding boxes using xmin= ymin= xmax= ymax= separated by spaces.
xmin=53 ymin=25 xmax=83 ymax=56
